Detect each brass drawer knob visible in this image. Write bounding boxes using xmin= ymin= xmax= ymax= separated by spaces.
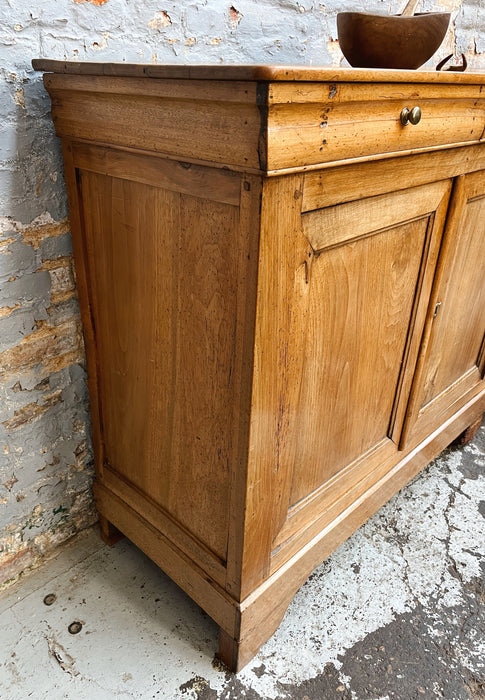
xmin=400 ymin=106 xmax=422 ymax=126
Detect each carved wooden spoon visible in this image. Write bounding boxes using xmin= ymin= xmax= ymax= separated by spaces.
xmin=401 ymin=0 xmax=421 ymax=16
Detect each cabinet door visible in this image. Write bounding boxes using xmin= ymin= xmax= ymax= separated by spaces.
xmin=254 ymin=178 xmax=452 ymax=566
xmin=402 ymin=171 xmax=485 ymax=445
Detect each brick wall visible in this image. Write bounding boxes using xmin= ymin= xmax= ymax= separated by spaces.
xmin=1 ymin=0 xmax=484 ymax=587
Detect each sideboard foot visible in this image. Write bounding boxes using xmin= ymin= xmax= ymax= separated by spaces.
xmin=218 ymin=628 xmax=259 ymax=673
xmin=217 ymin=629 xmax=241 ymax=672
xmin=453 ymin=413 xmax=483 ymax=447
xmin=99 ymin=514 xmax=124 ymax=546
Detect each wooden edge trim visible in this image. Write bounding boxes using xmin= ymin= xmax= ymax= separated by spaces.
xmin=57 ymin=136 xmax=263 ymax=177
xmin=224 ymin=176 xmax=264 ymax=597
xmin=267 ymin=140 xmax=485 ymax=178
xmin=60 ymin=141 xmax=106 ymax=479
xmin=302 ymin=179 xmax=449 ymax=252
xmin=272 ymin=438 xmax=391 ymax=551
xmin=43 ymin=72 xmax=258 ymax=104
xmin=93 ymin=481 xmax=239 ymax=635
xmin=418 ymin=368 xmax=482 ymax=423
xmin=102 ymin=467 xmax=227 ymax=584
xmin=32 ymin=59 xmax=485 ymax=86
xmin=302 ymin=143 xmax=485 ymax=212
xmin=71 ymin=142 xmax=242 ymax=207
xmin=268 ymin=82 xmax=485 ymax=105
xmin=464 ymin=167 xmax=485 ymax=199
xmin=398 ymin=175 xmax=467 ymax=449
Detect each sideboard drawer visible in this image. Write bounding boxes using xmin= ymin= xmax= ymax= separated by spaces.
xmin=266 ymin=82 xmax=485 ymax=171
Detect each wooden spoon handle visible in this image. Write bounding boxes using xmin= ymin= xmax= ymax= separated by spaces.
xmin=401 ymin=0 xmax=420 ymax=16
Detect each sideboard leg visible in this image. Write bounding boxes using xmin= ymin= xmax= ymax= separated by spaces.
xmin=218 ymin=628 xmax=241 ymax=672
xmin=217 ymin=589 xmax=295 ymax=672
xmin=453 ymin=413 xmax=483 ymax=447
xmin=218 ymin=628 xmax=259 ymax=672
xmin=99 ymin=514 xmax=124 ymax=546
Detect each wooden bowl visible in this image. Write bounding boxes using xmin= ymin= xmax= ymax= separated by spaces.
xmin=337 ymin=12 xmax=450 ymax=70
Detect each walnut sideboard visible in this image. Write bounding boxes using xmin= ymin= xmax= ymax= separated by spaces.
xmin=33 ymin=60 xmax=485 ymax=670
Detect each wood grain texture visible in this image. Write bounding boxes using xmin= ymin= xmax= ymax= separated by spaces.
xmin=102 ymin=466 xmax=227 ymax=585
xmin=72 ymin=142 xmax=242 ymax=205
xmin=76 ymin=162 xmax=253 ymax=562
xmin=35 ymin=63 xmax=485 ymax=671
xmin=280 ymin=181 xmax=450 ymax=520
xmin=270 ymin=179 xmax=451 ymax=568
xmin=241 ymin=173 xmax=309 ymax=597
xmin=302 ymin=180 xmax=448 ymax=251
xmin=302 ymin=143 xmax=485 ymax=211
xmin=94 ymin=481 xmax=239 ymax=636
xmin=44 ymin=73 xmax=261 ymax=170
xmin=232 ymin=387 xmax=485 ymax=672
xmin=61 ymin=141 xmax=106 ymax=482
xmin=268 ymin=81 xmax=485 ymax=105
xmin=224 ymin=175 xmax=264 ymax=598
xmin=402 ymin=170 xmax=485 ymax=446
xmin=32 ymin=59 xmax=485 ymax=85
xmin=420 ymin=173 xmax=485 ymax=404
xmin=266 ymin=85 xmax=485 ymax=170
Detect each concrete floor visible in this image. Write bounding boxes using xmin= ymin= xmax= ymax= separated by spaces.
xmin=0 ymin=424 xmax=483 ymax=700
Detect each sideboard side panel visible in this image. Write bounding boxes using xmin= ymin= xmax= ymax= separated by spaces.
xmin=66 ymin=141 xmax=259 ymax=570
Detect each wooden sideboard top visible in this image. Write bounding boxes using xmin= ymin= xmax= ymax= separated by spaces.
xmin=32 ymin=59 xmax=485 ymax=85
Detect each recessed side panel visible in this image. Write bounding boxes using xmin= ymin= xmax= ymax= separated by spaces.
xmin=77 ymin=161 xmax=246 ymax=563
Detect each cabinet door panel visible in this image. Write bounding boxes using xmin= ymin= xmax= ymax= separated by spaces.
xmin=289 ymin=217 xmax=427 ymax=505
xmin=270 ymin=180 xmax=451 ymax=553
xmin=402 ymin=171 xmax=485 ymax=444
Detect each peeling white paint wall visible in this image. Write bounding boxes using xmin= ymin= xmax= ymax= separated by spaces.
xmin=1 ymin=0 xmax=484 ymax=585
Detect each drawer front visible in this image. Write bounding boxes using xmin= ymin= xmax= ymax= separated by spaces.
xmin=266 ymin=82 xmax=485 ymax=171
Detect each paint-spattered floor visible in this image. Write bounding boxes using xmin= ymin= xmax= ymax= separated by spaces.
xmin=0 ymin=424 xmax=484 ymax=700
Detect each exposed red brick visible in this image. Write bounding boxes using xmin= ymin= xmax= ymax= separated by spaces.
xmin=21 ymin=216 xmax=70 ymax=249
xmin=2 ymin=475 xmax=18 ymax=491
xmin=147 ymin=10 xmax=172 ymax=29
xmin=0 ymin=320 xmax=83 ymax=374
xmin=0 ymin=547 xmax=35 ymax=587
xmin=0 ymin=304 xmax=20 ymax=318
xmin=2 ymin=390 xmax=63 ymax=431
xmin=41 ymin=256 xmax=76 ymax=303
xmin=230 ymin=5 xmax=242 ymax=28
xmin=0 ymin=236 xmax=16 ymax=249
xmin=73 ymin=0 xmax=109 ymax=5
xmin=42 ymin=349 xmax=86 ymax=376
xmin=0 ymin=515 xmax=98 ymax=589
